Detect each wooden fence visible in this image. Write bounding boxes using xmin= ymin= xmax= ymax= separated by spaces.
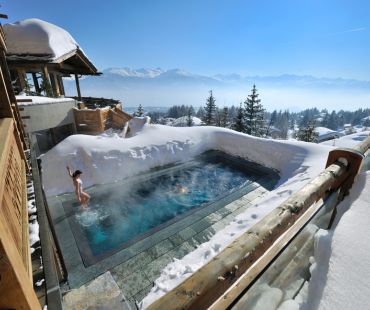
xmin=0 ymin=118 xmax=40 ymax=309
xmin=147 ymin=134 xmax=370 ymax=310
xmin=73 ymin=107 xmax=132 ymax=134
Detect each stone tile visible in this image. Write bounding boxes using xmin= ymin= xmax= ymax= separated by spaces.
xmin=167 ymin=241 xmax=197 ymax=260
xmin=178 ymin=227 xmax=197 ymax=240
xmin=142 ymin=254 xmax=173 ymax=283
xmin=111 ymin=251 xmax=153 ymax=279
xmin=113 ymin=270 xmax=151 ymax=298
xmin=215 ymin=207 xmax=232 ymax=218
xmin=204 ymin=213 xmax=222 ymax=224
xmin=224 ymin=201 xmax=243 ymax=213
xmin=189 ymin=218 xmax=211 ymax=233
xmin=63 ymin=271 xmax=125 ymax=310
xmin=133 ymin=285 xmax=153 ymax=304
xmin=241 ymin=190 xmax=262 ymax=202
xmin=147 ymin=239 xmax=175 ymax=259
xmin=168 ymin=233 xmax=185 ymax=246
xmin=193 ymin=227 xmax=216 ymax=244
xmin=211 ymin=220 xmax=227 ymax=232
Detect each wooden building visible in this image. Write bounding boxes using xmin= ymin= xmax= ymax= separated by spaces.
xmin=0 ymin=15 xmax=41 ymax=309
xmin=3 ymin=18 xmax=100 ymax=100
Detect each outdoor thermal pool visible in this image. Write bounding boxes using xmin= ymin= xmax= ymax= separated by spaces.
xmin=47 ymin=151 xmax=279 ymax=293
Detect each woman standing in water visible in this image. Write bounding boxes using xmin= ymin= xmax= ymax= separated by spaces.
xmin=67 ymin=166 xmax=90 ymax=206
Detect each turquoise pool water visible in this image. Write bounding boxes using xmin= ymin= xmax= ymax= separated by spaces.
xmin=62 ymin=152 xmax=276 ymax=265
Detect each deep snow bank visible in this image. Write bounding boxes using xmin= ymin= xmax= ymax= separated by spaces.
xmin=41 ymin=125 xmax=331 ymax=197
xmin=303 ymin=171 xmax=370 ymax=310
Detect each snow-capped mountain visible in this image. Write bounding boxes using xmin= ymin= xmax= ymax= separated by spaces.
xmin=64 ymin=67 xmax=370 ymax=110
xmin=105 ymin=67 xmax=164 ymax=78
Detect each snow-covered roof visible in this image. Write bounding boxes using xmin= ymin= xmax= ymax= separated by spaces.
xmin=315 ymin=126 xmax=344 ymax=142
xmin=4 ymin=18 xmax=81 ymax=62
xmin=3 ymin=19 xmax=99 ymax=75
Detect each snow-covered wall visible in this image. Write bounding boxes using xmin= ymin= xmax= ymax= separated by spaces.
xmin=41 ymin=125 xmax=332 ymax=197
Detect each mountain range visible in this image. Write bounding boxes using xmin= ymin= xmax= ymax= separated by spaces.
xmin=64 ymin=67 xmax=370 ymax=111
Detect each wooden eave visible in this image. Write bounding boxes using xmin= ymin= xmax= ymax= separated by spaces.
xmin=5 ymin=48 xmax=101 ymax=76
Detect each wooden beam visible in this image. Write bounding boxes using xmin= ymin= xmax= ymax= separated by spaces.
xmin=41 ymin=65 xmax=53 ymax=97
xmin=16 ymin=68 xmax=27 ymax=93
xmin=75 ymin=73 xmax=81 ymax=100
xmin=50 ymin=72 xmax=61 ymax=97
xmin=57 ymin=75 xmax=65 ymax=96
xmin=32 ymin=72 xmax=41 ymax=94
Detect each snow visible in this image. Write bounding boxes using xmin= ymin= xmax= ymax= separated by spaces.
xmin=4 ymin=18 xmax=86 ymax=62
xmin=40 ymin=125 xmax=337 ymax=307
xmin=321 ymin=130 xmax=370 ymax=148
xmin=171 ymin=116 xmax=203 ymax=127
xmin=41 ymin=125 xmax=332 ymax=197
xmin=39 ymin=124 xmax=370 ymax=308
xmin=16 ymin=95 xmax=76 ymax=106
xmin=303 ymin=170 xmax=370 ymax=310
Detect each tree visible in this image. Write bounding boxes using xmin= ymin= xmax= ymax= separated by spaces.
xmin=135 ymin=104 xmax=144 ymax=116
xmin=196 ymin=107 xmax=205 ymax=119
xmin=296 ymin=121 xmax=318 ymax=142
xmin=266 ymin=110 xmax=277 ymax=137
xmin=203 ymin=90 xmax=217 ymax=125
xmin=186 ymin=106 xmax=194 ymax=127
xmin=40 ymin=76 xmax=53 ymax=97
xmin=221 ymin=107 xmax=229 ymax=128
xmin=244 ymin=84 xmax=265 ymax=137
xmin=232 ymin=103 xmax=245 ymax=132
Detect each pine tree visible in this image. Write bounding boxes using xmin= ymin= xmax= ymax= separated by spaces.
xmin=296 ymin=121 xmax=318 ymax=142
xmin=232 ymin=103 xmax=245 ymax=132
xmin=203 ymin=90 xmax=217 ymax=125
xmin=266 ymin=110 xmax=277 ymax=137
xmin=186 ymin=106 xmax=194 ymax=127
xmin=244 ymin=84 xmax=265 ymax=137
xmin=221 ymin=107 xmax=229 ymax=127
xmin=135 ymin=104 xmax=144 ymax=116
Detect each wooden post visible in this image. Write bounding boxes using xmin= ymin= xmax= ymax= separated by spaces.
xmin=50 ymin=72 xmax=61 ymax=97
xmin=16 ymin=68 xmax=27 ymax=93
xmin=32 ymin=72 xmax=41 ymax=94
xmin=57 ymin=75 xmax=65 ymax=96
xmin=41 ymin=66 xmax=53 ymax=97
xmin=75 ymin=74 xmax=81 ymax=101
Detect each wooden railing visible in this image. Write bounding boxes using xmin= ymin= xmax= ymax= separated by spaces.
xmin=147 ymin=134 xmax=370 ymax=310
xmin=0 ymin=118 xmax=40 ymax=309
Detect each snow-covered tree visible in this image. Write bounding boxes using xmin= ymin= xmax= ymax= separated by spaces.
xmin=203 ymin=90 xmax=217 ymax=125
xmin=232 ymin=103 xmax=245 ymax=132
xmin=221 ymin=107 xmax=229 ymax=127
xmin=244 ymin=84 xmax=265 ymax=136
xmin=186 ymin=106 xmax=194 ymax=127
xmin=135 ymin=104 xmax=144 ymax=116
xmin=296 ymin=121 xmax=318 ymax=142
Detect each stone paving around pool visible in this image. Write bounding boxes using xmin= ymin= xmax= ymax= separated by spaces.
xmin=91 ymin=184 xmax=270 ymax=308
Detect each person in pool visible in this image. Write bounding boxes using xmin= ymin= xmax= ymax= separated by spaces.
xmin=175 ymin=183 xmax=190 ymax=194
xmin=67 ymin=166 xmax=90 ymax=207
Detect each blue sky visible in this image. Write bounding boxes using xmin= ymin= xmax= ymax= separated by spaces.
xmin=3 ymin=0 xmax=370 ymax=80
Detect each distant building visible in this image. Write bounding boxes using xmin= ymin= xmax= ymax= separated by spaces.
xmin=315 ymin=126 xmax=344 ymax=143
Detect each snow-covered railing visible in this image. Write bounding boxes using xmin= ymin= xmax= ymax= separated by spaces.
xmin=147 ymin=134 xmax=370 ymax=310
